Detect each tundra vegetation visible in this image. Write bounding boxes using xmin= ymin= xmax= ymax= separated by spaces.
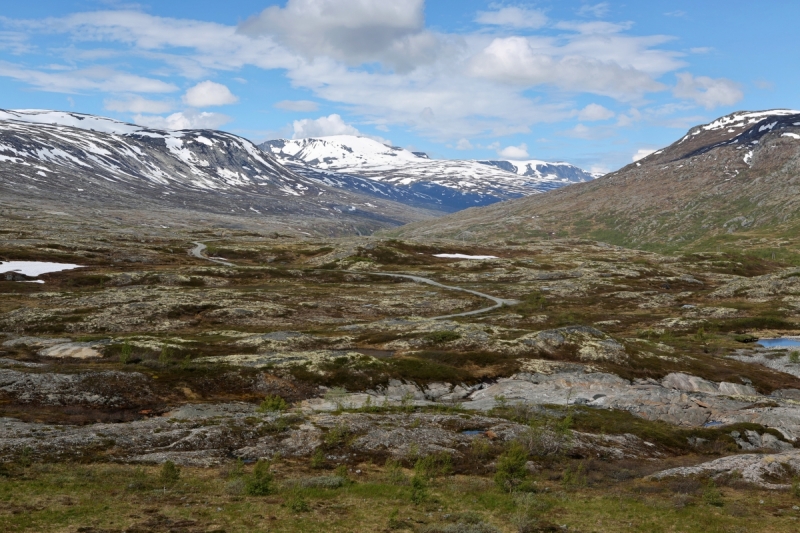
xmin=2 ymin=206 xmax=800 ymax=532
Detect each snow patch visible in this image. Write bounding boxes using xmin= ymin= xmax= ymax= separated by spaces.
xmin=434 ymin=254 xmax=498 ymax=260
xmin=0 ymin=261 xmax=83 ymax=277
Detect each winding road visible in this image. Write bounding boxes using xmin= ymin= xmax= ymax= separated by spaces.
xmin=188 ymin=242 xmax=517 ymax=319
xmin=189 ymin=242 xmax=234 ymax=267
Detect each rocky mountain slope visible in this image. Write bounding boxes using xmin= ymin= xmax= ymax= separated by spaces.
xmin=261 ymin=136 xmax=595 ymax=212
xmin=0 ymin=110 xmax=438 ymax=236
xmin=391 ymin=109 xmax=800 ymax=250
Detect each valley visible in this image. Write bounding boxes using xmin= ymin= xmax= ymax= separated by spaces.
xmin=2 ymin=109 xmax=800 ymax=532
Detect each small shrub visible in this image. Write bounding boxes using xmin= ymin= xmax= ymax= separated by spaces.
xmin=159 ymin=461 xmax=181 ymax=486
xmin=792 ymin=477 xmax=800 ymax=498
xmin=295 ymin=475 xmax=346 ymax=489
xmin=414 ymin=452 xmax=453 ymax=479
xmin=158 ymin=345 xmax=172 ymax=365
xmin=494 ymin=442 xmax=529 ymax=492
xmin=225 ymin=478 xmax=245 ymax=495
xmin=425 ymin=330 xmax=461 ymax=344
xmin=287 ymin=492 xmax=310 ymax=512
xmin=561 ymin=462 xmax=587 ymax=491
xmin=324 ymin=387 xmax=348 ymax=410
xmin=17 ymin=447 xmax=32 ymax=468
xmin=702 ymin=480 xmax=724 ymax=507
xmin=385 ymin=458 xmax=407 ymax=485
xmin=324 ymin=423 xmax=351 ymax=447
xmin=244 ymin=460 xmax=273 ymax=496
xmin=258 ymin=394 xmax=287 ymax=413
xmin=789 ymin=351 xmax=800 ymax=364
xmin=471 ymin=437 xmax=492 ymax=460
xmin=119 ymin=341 xmax=132 ymax=364
xmin=125 ymin=467 xmax=149 ymax=492
xmin=410 ymin=474 xmax=428 ymax=504
xmin=310 ymin=448 xmax=326 ymax=469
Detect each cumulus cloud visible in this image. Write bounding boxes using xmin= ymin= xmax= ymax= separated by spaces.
xmin=672 ymin=72 xmax=743 ymax=109
xmin=475 ymin=6 xmax=548 ymax=29
xmin=498 ymin=143 xmax=529 ymax=159
xmin=468 ymin=36 xmax=669 ymax=100
xmin=275 ymin=99 xmax=319 ymax=112
xmin=183 ymin=81 xmax=238 ymax=107
xmin=239 ymin=0 xmax=437 ymax=72
xmin=133 ymin=109 xmax=232 ymax=130
xmin=292 ymin=113 xmax=360 ymax=138
xmin=104 ymin=95 xmax=173 ymax=114
xmin=632 ymin=148 xmax=656 ymax=162
xmin=578 ymin=103 xmax=615 ymax=121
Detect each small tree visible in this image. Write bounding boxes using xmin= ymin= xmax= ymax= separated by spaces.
xmin=410 ymin=474 xmax=428 ymax=504
xmin=119 ymin=341 xmax=132 ymax=365
xmin=494 ymin=442 xmax=529 ymax=492
xmin=159 ymin=461 xmax=181 ymax=486
xmin=244 ymin=460 xmax=273 ymax=496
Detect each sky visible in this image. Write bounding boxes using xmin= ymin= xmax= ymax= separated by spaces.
xmin=1 ymin=1 xmax=798 ymax=174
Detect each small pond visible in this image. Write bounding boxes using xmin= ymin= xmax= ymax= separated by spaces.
xmin=756 ymin=338 xmax=800 ymax=349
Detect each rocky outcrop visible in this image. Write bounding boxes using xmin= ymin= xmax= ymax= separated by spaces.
xmin=652 ymin=450 xmax=800 ymax=489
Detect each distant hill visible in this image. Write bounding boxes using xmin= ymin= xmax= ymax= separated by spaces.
xmin=389 ymin=109 xmax=800 ymax=253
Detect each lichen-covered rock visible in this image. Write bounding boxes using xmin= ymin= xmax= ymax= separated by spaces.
xmin=519 ymin=326 xmax=628 ymax=363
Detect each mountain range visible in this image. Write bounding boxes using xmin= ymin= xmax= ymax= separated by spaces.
xmin=0 ymin=109 xmax=595 ymax=235
xmin=391 ymin=109 xmax=800 ymax=252
xmin=261 ymin=136 xmax=596 ymax=212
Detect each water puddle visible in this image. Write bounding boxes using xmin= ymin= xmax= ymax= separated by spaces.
xmin=757 ymin=338 xmax=800 ymax=349
xmin=461 ymin=430 xmax=486 ymax=436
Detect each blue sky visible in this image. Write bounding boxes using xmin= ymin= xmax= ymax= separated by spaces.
xmin=1 ymin=1 xmax=798 ymax=173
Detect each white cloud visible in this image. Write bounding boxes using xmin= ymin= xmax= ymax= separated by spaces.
xmin=689 ymin=47 xmax=713 ymax=54
xmin=672 ymin=72 xmax=743 ymax=109
xmin=0 ymin=61 xmax=177 ymax=94
xmin=105 ymin=95 xmax=173 ymax=114
xmin=468 ymin=36 xmax=670 ymax=100
xmin=239 ymin=0 xmax=437 ymax=72
xmin=290 ymin=113 xmax=391 ymax=144
xmin=560 ymin=123 xmax=614 ymax=139
xmin=182 ymin=80 xmax=238 ymax=107
xmin=632 ymin=148 xmax=656 ymax=162
xmin=133 ymin=109 xmax=232 ymax=130
xmin=275 ymin=99 xmax=319 ymax=112
xmin=498 ymin=143 xmax=529 ymax=159
xmin=475 ymin=6 xmax=548 ymax=29
xmin=292 ymin=113 xmax=360 ymax=138
xmin=577 ymin=3 xmax=610 ymax=18
xmin=1 ymin=8 xmax=700 ymax=143
xmin=578 ymin=103 xmax=615 ymax=121
xmin=456 ymin=138 xmax=474 ymax=150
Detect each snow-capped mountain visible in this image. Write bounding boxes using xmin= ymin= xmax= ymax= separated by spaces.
xmin=393 ymin=109 xmax=800 ymax=248
xmin=0 ymin=110 xmax=436 ymax=232
xmin=260 ymin=136 xmax=596 ymax=211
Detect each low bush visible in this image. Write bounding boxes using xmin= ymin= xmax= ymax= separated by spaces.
xmin=257 ymin=394 xmax=287 ymax=413
xmin=494 ymin=442 xmax=529 ymax=492
xmin=424 ymin=330 xmax=461 ymax=344
xmin=244 ymin=460 xmax=273 ymax=496
xmin=159 ymin=461 xmax=180 ymax=486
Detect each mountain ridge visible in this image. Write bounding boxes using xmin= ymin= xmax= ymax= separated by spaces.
xmin=388 ymin=109 xmax=800 ymax=252
xmin=260 ymin=135 xmax=596 ymax=211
